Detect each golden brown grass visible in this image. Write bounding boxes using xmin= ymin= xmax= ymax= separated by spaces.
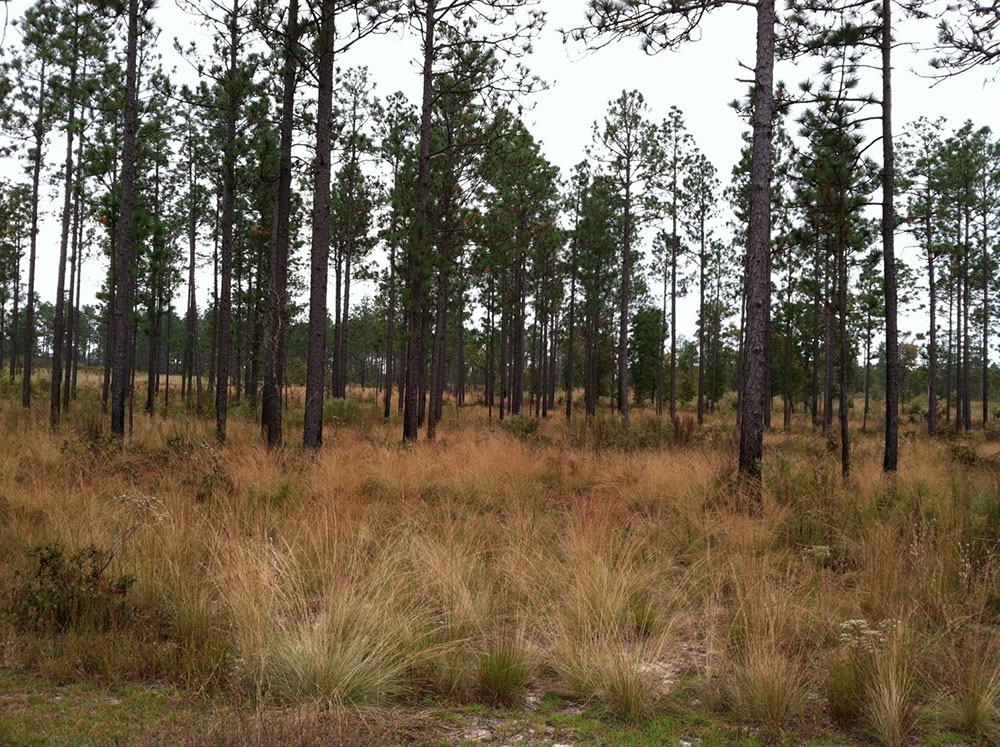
xmin=2 ymin=382 xmax=999 ymax=744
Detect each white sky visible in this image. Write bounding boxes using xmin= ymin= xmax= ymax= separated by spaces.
xmin=2 ymin=0 xmax=997 ymax=345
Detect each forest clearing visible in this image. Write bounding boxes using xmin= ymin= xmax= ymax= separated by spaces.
xmin=1 ymin=379 xmax=999 ymax=745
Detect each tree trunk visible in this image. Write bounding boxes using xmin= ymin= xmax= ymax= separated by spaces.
xmin=427 ymin=270 xmax=447 ymax=440
xmin=824 ymin=261 xmax=834 ymax=432
xmin=184 ymin=114 xmax=199 ymax=408
xmin=23 ymin=60 xmax=46 ymax=410
xmin=946 ymin=275 xmax=953 ymax=425
xmin=737 ymin=0 xmax=776 ymax=491
xmin=51 ymin=19 xmax=79 ymax=427
xmin=982 ymin=202 xmax=990 ymax=426
xmin=838 ymin=221 xmax=850 ymax=479
xmin=619 ymin=176 xmax=632 ymax=425
xmin=863 ymin=313 xmax=872 ymax=432
xmin=926 ymin=201 xmax=937 ymax=435
xmin=669 ymin=213 xmax=677 ymax=422
xmin=71 ymin=211 xmax=82 ymax=397
xmin=383 ymin=240 xmax=396 ymax=418
xmin=63 ymin=110 xmax=84 ymax=412
xmin=403 ymin=0 xmax=436 ymax=441
xmin=697 ymin=216 xmax=706 ymax=425
xmin=512 ymin=237 xmax=526 ymax=415
xmin=963 ymin=231 xmax=971 ymax=432
xmin=9 ymin=233 xmax=20 ymax=381
xmin=656 ymin=259 xmax=665 ymax=416
xmin=566 ymin=239 xmax=576 ymax=420
xmin=303 ymin=0 xmax=335 ymax=449
xmin=260 ymin=0 xmax=297 ymax=447
xmin=110 ymin=1 xmax=139 ymax=437
xmin=881 ymin=0 xmax=899 ymax=472
xmin=214 ymin=0 xmax=240 ymax=443
xmin=340 ymin=245 xmax=352 ymax=397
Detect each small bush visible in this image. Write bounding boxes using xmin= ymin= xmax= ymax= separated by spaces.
xmin=324 ymin=399 xmax=362 ymax=426
xmin=564 ymin=415 xmax=677 ymax=452
xmin=9 ymin=544 xmax=135 ymax=634
xmin=500 ymin=413 xmax=539 ymax=441
xmin=950 ymin=444 xmax=979 ymax=466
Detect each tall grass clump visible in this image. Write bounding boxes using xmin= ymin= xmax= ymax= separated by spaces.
xmin=476 ymin=634 xmax=535 ymax=706
xmin=936 ymin=633 xmax=1000 ymax=737
xmin=553 ymin=634 xmax=666 ymax=721
xmin=826 ymin=619 xmax=915 ymax=745
xmin=724 ymin=640 xmax=805 ymax=740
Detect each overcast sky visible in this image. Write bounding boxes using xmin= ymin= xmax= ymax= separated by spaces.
xmin=2 ymin=0 xmax=997 ymax=344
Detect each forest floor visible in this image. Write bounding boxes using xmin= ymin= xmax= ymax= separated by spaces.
xmin=1 ymin=377 xmax=998 ymax=745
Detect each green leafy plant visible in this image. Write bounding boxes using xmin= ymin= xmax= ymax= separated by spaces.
xmin=10 ymin=544 xmax=136 ymax=634
xmin=500 ymin=413 xmax=540 ymax=441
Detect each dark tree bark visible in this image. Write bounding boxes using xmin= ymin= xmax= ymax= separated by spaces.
xmin=737 ymin=0 xmax=776 ymax=490
xmin=566 ymin=236 xmax=577 ymax=420
xmin=863 ymin=309 xmax=872 ymax=432
xmin=9 ymin=229 xmax=21 ymax=381
xmin=946 ymin=274 xmax=953 ymax=425
xmin=383 ymin=240 xmax=396 ymax=418
xmin=512 ymin=236 xmax=526 ymax=415
xmin=837 ymin=213 xmax=850 ymax=479
xmin=23 ymin=60 xmax=46 ymax=410
xmin=183 ymin=115 xmax=199 ymax=408
xmin=71 ymin=213 xmax=82 ymax=397
xmin=165 ymin=303 xmax=172 ymax=409
xmin=427 ymin=266 xmax=447 ymax=440
xmin=63 ymin=108 xmax=85 ymax=412
xmin=962 ymin=234 xmax=972 ymax=432
xmin=486 ymin=271 xmax=495 ymax=420
xmin=656 ymin=257 xmax=665 ymax=416
xmin=982 ymin=201 xmax=990 ymax=425
xmin=50 ymin=7 xmax=79 ymax=428
xmin=881 ymin=0 xmax=899 ymax=472
xmin=926 ymin=192 xmax=938 ymax=435
xmin=402 ymin=0 xmax=436 ymax=441
xmin=208 ymin=209 xmax=219 ymax=398
xmin=110 ymin=0 xmax=140 ymax=437
xmin=824 ymin=258 xmax=834 ymax=432
xmin=619 ymin=172 xmax=632 ymax=424
xmin=339 ymin=244 xmax=352 ymax=397
xmin=214 ymin=0 xmax=241 ymax=443
xmin=303 ymin=0 xmax=335 ymax=449
xmin=261 ymin=0 xmax=297 ymax=448
xmin=668 ymin=212 xmax=677 ymax=422
xmin=811 ymin=237 xmax=821 ymax=424
xmin=697 ymin=215 xmax=706 ymax=425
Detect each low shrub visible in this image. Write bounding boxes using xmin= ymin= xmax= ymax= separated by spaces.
xmin=500 ymin=413 xmax=539 ymax=441
xmin=9 ymin=544 xmax=136 ymax=634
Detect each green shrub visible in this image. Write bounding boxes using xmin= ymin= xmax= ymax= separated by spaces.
xmin=324 ymin=399 xmax=362 ymax=426
xmin=500 ymin=413 xmax=539 ymax=441
xmin=563 ymin=415 xmax=686 ymax=452
xmin=10 ymin=544 xmax=136 ymax=634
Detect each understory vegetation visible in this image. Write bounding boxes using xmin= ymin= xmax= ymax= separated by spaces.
xmin=2 ymin=381 xmax=999 ymax=745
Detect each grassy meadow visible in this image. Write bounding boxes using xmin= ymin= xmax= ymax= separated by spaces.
xmin=1 ymin=374 xmax=999 ymax=745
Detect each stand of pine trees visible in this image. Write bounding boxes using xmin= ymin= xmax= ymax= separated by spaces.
xmin=0 ymin=0 xmax=998 ymax=496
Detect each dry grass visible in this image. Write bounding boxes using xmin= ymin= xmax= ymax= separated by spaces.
xmin=2 ymin=383 xmax=1000 ymax=743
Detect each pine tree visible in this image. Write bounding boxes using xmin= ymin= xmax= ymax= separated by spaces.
xmin=589 ymin=90 xmax=658 ymax=424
